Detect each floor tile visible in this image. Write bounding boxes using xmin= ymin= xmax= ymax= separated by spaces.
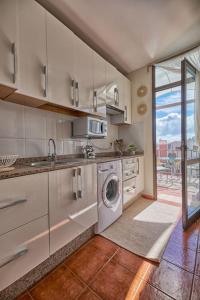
xmin=65 ymin=242 xmax=110 ymax=284
xmin=88 ymin=235 xmax=119 ymax=258
xmin=194 ymin=252 xmax=200 ymax=276
xmin=162 ymin=239 xmax=196 ymax=272
xmin=175 ymin=219 xmax=199 ymax=236
xmin=16 ymin=292 xmax=32 ymax=300
xmin=113 ymin=248 xmax=157 ymax=281
xmin=126 ymin=279 xmax=173 ymax=300
xmin=30 ymin=264 xmax=86 ymax=300
xmin=169 ymin=227 xmax=198 ymax=251
xmin=148 ymin=259 xmax=193 ymax=300
xmin=78 ymin=288 xmax=101 ymax=300
xmin=90 ymin=259 xmax=138 ymax=300
xmin=191 ymin=275 xmax=200 ymax=300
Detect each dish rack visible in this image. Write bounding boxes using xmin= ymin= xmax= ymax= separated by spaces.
xmin=0 ymin=155 xmax=18 ymax=171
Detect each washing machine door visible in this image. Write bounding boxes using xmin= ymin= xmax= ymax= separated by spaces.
xmin=102 ymin=174 xmax=120 ymax=208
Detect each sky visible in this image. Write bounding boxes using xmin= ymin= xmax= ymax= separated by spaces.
xmin=156 ymin=88 xmax=195 ymax=143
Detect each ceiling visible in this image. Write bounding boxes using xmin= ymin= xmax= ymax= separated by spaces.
xmin=37 ymin=0 xmax=200 ymax=74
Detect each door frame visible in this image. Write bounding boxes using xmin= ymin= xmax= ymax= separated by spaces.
xmin=152 ymin=66 xmax=182 ymax=201
xmin=181 ymin=58 xmax=200 ymax=229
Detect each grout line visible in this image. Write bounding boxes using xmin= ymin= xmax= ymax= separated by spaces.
xmin=27 ymin=290 xmax=34 ymax=300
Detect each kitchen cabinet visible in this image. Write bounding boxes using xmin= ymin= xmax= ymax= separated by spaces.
xmin=92 ymin=52 xmax=107 ymax=117
xmin=13 ymin=0 xmax=47 ymax=100
xmin=0 ymin=0 xmax=18 ymax=97
xmin=49 ymin=164 xmax=97 ymax=254
xmin=0 ymin=216 xmax=49 ymax=291
xmin=136 ymin=156 xmax=144 ymax=194
xmin=106 ymin=62 xmax=118 ymax=108
xmin=46 ymin=12 xmax=75 ymax=108
xmin=74 ymin=37 xmax=93 ymax=113
xmin=123 ymin=77 xmax=132 ymax=124
xmin=0 ymin=173 xmax=48 ymax=236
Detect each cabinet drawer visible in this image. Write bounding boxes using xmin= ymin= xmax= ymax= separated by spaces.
xmin=0 ymin=215 xmax=49 ymax=291
xmin=123 ymin=169 xmax=137 ymax=181
xmin=123 ymin=177 xmax=136 ymax=205
xmin=0 ymin=173 xmax=48 ymax=236
xmin=123 ymin=157 xmax=136 ymax=167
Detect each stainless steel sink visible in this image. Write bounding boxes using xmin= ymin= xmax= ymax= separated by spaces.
xmin=28 ymin=158 xmax=82 ymax=167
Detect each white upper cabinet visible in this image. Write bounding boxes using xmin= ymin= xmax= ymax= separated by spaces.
xmin=16 ymin=0 xmax=47 ymax=99
xmin=123 ymin=77 xmax=132 ymax=124
xmin=106 ymin=62 xmax=118 ymax=107
xmin=116 ymin=70 xmax=125 ymax=111
xmin=92 ymin=51 xmax=107 ymax=117
xmin=46 ymin=12 xmax=75 ymax=108
xmin=0 ymin=0 xmax=18 ymax=91
xmin=74 ymin=37 xmax=93 ymax=113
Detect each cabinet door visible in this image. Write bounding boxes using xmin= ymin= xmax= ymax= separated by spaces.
xmin=136 ymin=156 xmax=144 ymax=194
xmin=92 ymin=52 xmax=107 ymax=117
xmin=46 ymin=12 xmax=75 ymax=107
xmin=49 ymin=165 xmax=97 ymax=254
xmin=76 ymin=164 xmax=97 ymax=227
xmin=123 ymin=77 xmax=132 ymax=124
xmin=17 ymin=0 xmax=47 ymax=99
xmin=74 ymin=38 xmax=93 ymax=113
xmin=106 ymin=62 xmax=118 ymax=107
xmin=0 ymin=0 xmax=18 ymax=90
xmin=116 ymin=71 xmax=125 ymax=111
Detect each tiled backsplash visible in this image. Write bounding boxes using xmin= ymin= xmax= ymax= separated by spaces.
xmin=0 ymin=100 xmax=118 ymax=157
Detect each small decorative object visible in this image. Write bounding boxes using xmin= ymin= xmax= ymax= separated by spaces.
xmin=137 ymin=103 xmax=147 ymax=115
xmin=82 ymin=145 xmax=95 ymax=159
xmin=114 ymin=139 xmax=126 ymax=156
xmin=137 ymin=85 xmax=148 ymax=97
xmin=0 ymin=155 xmax=18 ymax=172
xmin=127 ymin=144 xmax=137 ymax=155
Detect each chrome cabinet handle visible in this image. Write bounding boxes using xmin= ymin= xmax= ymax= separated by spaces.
xmin=0 ymin=247 xmax=28 ymax=269
xmin=71 ymin=80 xmax=75 ymax=106
xmin=117 ymin=88 xmax=119 ymax=106
xmin=124 ymin=105 xmax=127 ymax=121
xmin=77 ymin=167 xmax=82 ymax=199
xmin=0 ymin=198 xmax=27 ymax=210
xmin=126 ymin=186 xmax=136 ymax=192
xmin=72 ymin=169 xmax=77 ymax=200
xmin=93 ymin=90 xmax=97 ymax=112
xmin=137 ymin=158 xmax=139 ymax=174
xmin=75 ymin=81 xmax=79 ymax=107
xmin=114 ymin=87 xmax=118 ymax=105
xmin=11 ymin=43 xmax=17 ymax=84
xmin=43 ymin=65 xmax=48 ymax=97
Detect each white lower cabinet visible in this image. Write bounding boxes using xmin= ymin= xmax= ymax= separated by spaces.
xmin=49 ymin=164 xmax=97 ymax=254
xmin=0 ymin=173 xmax=48 ymax=236
xmin=0 ymin=215 xmax=49 ymax=291
xmin=136 ymin=156 xmax=144 ymax=194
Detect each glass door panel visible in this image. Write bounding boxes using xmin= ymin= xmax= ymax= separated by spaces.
xmin=181 ymin=58 xmax=200 ymax=229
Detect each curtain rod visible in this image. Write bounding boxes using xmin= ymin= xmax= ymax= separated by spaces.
xmin=147 ymin=41 xmax=200 ymax=70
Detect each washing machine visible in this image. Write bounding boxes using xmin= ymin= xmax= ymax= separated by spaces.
xmin=95 ymin=160 xmax=123 ymax=234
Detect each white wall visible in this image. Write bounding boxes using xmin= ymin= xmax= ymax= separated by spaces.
xmin=120 ymin=66 xmax=154 ymax=197
xmin=0 ymin=100 xmax=118 ymax=157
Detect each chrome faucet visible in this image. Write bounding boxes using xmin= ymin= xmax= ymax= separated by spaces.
xmin=48 ymin=138 xmax=57 ymax=161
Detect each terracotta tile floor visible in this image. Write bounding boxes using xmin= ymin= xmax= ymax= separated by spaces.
xmin=16 ymin=219 xmax=200 ymax=300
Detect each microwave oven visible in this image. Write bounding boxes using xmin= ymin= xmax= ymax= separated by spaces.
xmin=72 ymin=117 xmax=107 ymax=138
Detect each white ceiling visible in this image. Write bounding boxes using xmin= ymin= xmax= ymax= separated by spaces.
xmin=38 ymin=0 xmax=200 ymax=74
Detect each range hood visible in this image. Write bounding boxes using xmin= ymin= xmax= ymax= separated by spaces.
xmin=106 ymin=104 xmax=125 ymax=125
xmin=106 ymin=104 xmax=124 ymax=115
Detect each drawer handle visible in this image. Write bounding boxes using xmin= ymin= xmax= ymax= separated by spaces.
xmin=126 ymin=187 xmax=135 ymax=192
xmin=72 ymin=169 xmax=77 ymax=200
xmin=0 ymin=198 xmax=27 ymax=210
xmin=77 ymin=167 xmax=82 ymax=199
xmin=0 ymin=247 xmax=28 ymax=269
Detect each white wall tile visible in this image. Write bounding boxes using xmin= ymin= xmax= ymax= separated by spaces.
xmin=25 ymin=107 xmax=46 ymax=139
xmin=25 ymin=139 xmax=46 ymax=157
xmin=0 ymin=100 xmax=25 ymax=138
xmin=0 ymin=139 xmax=25 ymax=156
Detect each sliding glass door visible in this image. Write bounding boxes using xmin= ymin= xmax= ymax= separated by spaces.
xmin=181 ymin=59 xmax=200 ymax=229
